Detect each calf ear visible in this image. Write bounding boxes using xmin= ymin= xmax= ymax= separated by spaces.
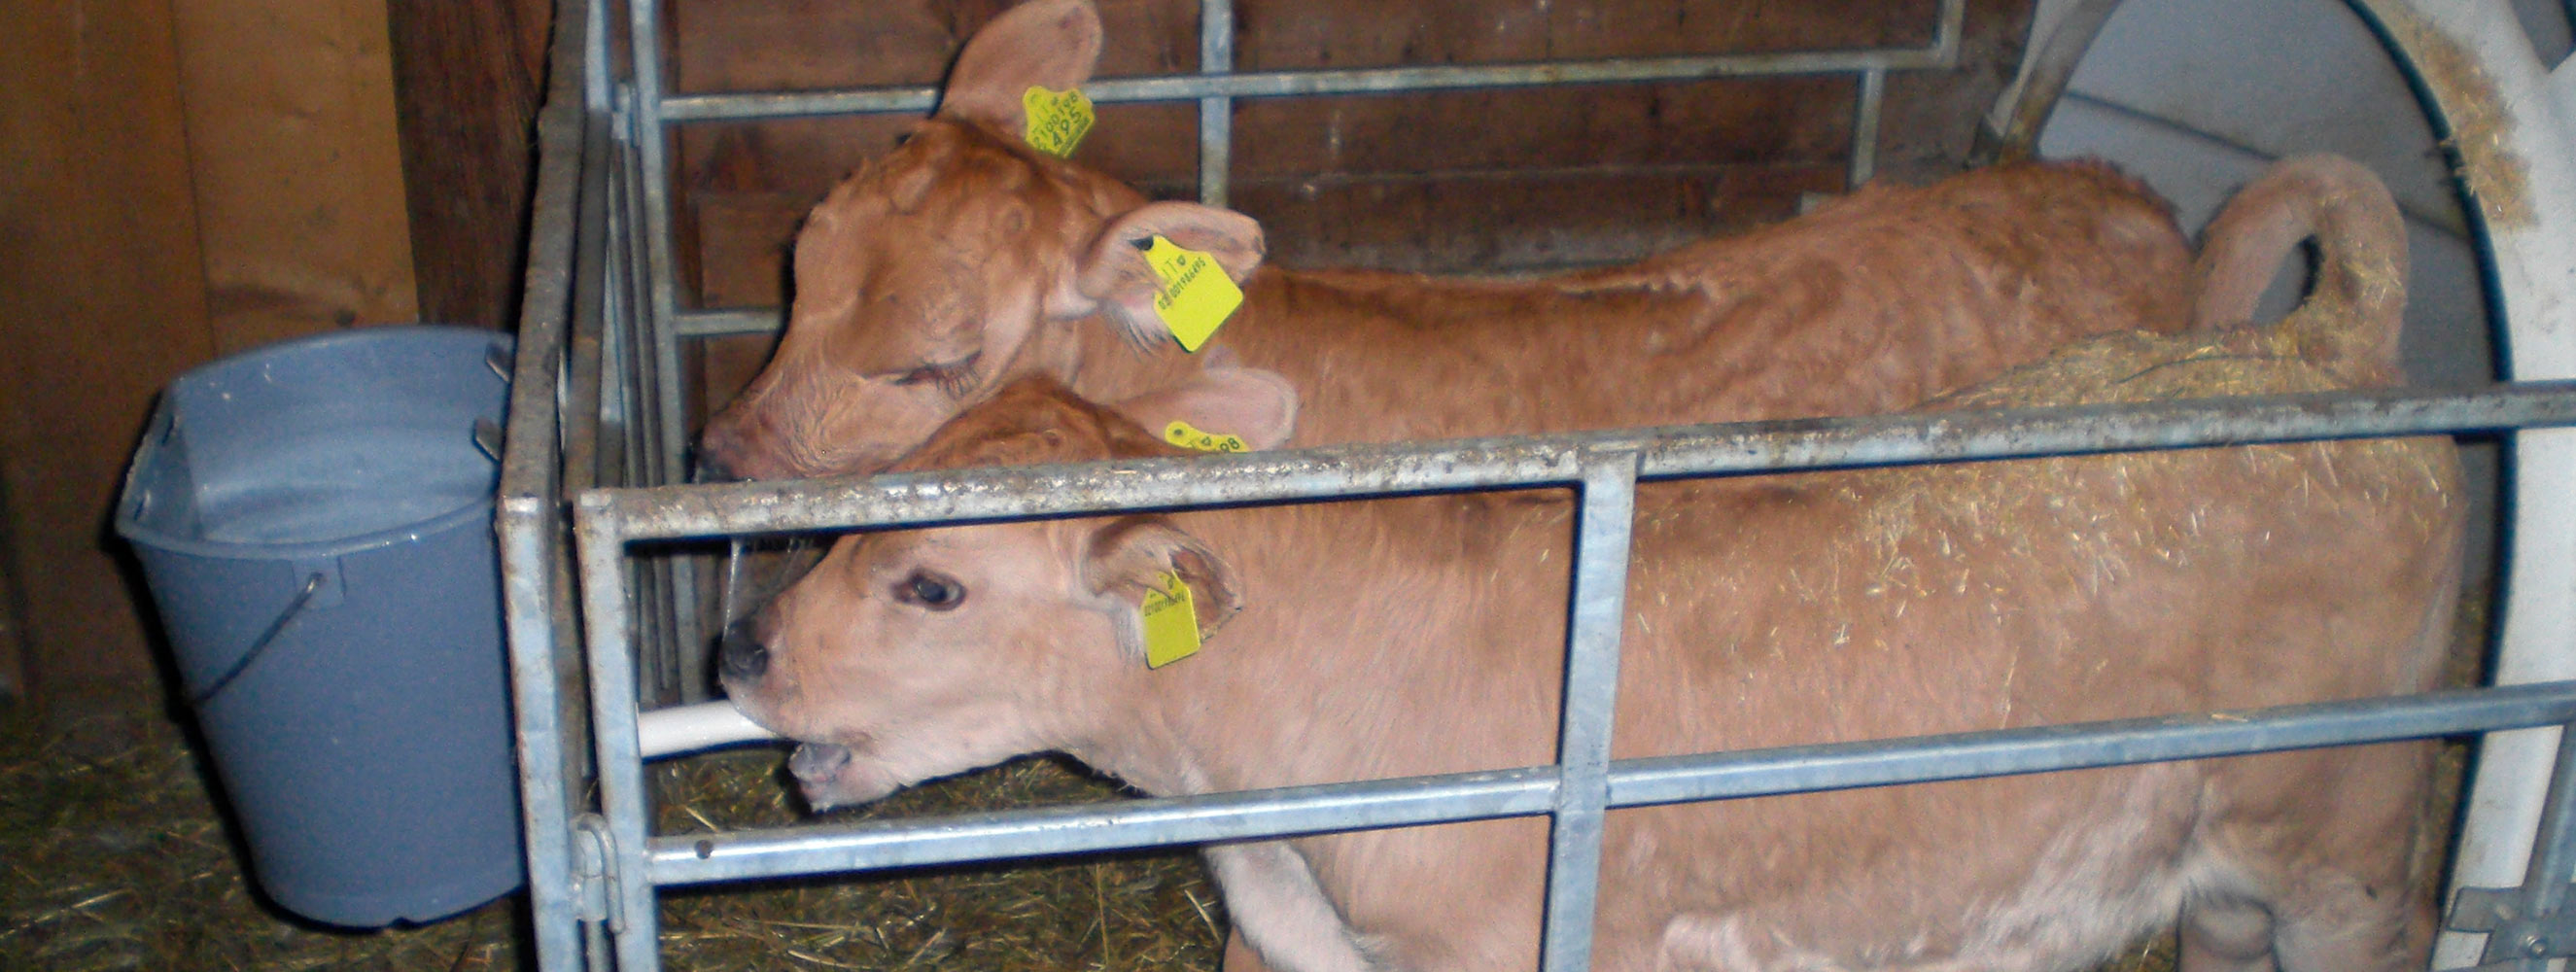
xmin=1110 ymin=366 xmax=1299 ymax=451
xmin=1052 ymin=202 xmax=1266 ymax=345
xmin=1080 ymin=516 xmax=1244 ymax=660
xmin=936 ymin=0 xmax=1103 ymax=136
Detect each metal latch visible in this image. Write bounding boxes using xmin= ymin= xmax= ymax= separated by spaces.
xmin=2449 ymin=885 xmax=2576 ymax=964
xmin=572 ymin=813 xmax=624 ymax=932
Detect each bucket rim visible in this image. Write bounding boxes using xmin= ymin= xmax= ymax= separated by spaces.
xmin=168 ymin=324 xmax=509 ymax=390
xmin=115 ymin=325 xmax=510 ymax=561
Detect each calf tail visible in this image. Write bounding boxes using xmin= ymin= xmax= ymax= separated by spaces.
xmin=2191 ymin=155 xmax=2409 ymax=386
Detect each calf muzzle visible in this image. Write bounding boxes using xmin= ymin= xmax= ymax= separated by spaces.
xmin=717 ymin=619 xmax=770 ymax=680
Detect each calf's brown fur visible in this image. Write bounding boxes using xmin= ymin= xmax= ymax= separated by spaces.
xmin=723 ymin=156 xmax=2462 ymax=972
xmin=696 ymin=0 xmax=2195 ymax=481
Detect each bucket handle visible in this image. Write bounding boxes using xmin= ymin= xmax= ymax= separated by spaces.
xmin=189 ymin=571 xmax=328 ymax=708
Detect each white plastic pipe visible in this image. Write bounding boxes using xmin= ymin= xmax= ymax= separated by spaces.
xmin=2348 ymin=2 xmax=2576 ymax=968
xmin=637 ymin=700 xmax=778 ymax=759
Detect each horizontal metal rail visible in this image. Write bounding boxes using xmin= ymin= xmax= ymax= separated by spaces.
xmin=648 ymin=680 xmax=2576 ymax=885
xmin=674 ymin=308 xmax=779 ymax=339
xmin=575 ymin=380 xmax=2576 ymax=540
xmin=659 ymin=45 xmax=1953 ymax=123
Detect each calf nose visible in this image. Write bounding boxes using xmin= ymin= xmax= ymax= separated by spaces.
xmin=717 ymin=619 xmax=769 ymax=680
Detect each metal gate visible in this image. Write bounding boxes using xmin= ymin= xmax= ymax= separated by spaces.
xmin=496 ymin=0 xmax=2576 ymax=968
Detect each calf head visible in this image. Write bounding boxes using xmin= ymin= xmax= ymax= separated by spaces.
xmin=720 ymin=369 xmax=1296 ymax=808
xmin=698 ymin=0 xmax=1268 ymax=480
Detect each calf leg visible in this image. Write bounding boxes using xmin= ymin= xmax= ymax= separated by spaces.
xmin=1201 ymin=842 xmax=1377 ymax=972
xmin=2176 ymin=897 xmax=2274 ymax=972
xmin=1223 ymin=928 xmax=1273 ymax=972
xmin=2269 ymin=878 xmax=2432 ymax=972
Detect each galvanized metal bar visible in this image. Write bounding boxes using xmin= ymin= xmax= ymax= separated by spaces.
xmin=1197 ymin=0 xmax=1235 ymax=206
xmin=647 ymin=681 xmax=2576 ymax=886
xmin=500 ymin=0 xmax=594 ymax=964
xmin=1848 ymin=67 xmax=1885 ymax=187
xmin=582 ymin=0 xmax=608 ymax=114
xmin=619 ymin=0 xmax=709 ymax=700
xmin=625 ymin=0 xmax=687 ymax=491
xmin=1931 ymin=0 xmax=1965 ymax=62
xmin=573 ymin=497 xmax=665 ymax=968
xmin=606 ymin=98 xmax=670 ymax=699
xmin=2477 ymin=724 xmax=2576 ymax=965
xmin=561 ymin=112 xmax=609 ymax=496
xmin=1541 ymin=452 xmax=1640 ymax=972
xmin=658 ymin=46 xmax=1955 ymax=123
xmin=501 ymin=508 xmax=584 ymax=972
xmin=584 ymin=382 xmax=2576 ymax=541
xmin=676 ymin=308 xmax=781 ymax=339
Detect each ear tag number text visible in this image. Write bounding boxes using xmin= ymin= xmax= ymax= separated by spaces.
xmin=1143 ymin=235 xmax=1243 ymax=352
xmin=1023 ymin=86 xmax=1095 ymax=156
xmin=1139 ymin=570 xmax=1202 ymax=669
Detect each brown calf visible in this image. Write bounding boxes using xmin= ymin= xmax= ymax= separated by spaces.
xmin=720 ymin=156 xmax=2462 ymax=972
xmin=695 ymin=0 xmax=2195 ymax=481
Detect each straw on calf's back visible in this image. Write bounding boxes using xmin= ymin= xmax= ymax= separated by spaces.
xmin=719 ymin=156 xmax=2463 ymax=972
xmin=694 ymin=0 xmax=2197 ymax=480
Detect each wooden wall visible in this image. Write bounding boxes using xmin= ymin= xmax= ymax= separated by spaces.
xmin=0 ymin=0 xmax=428 ymax=711
xmin=668 ymin=0 xmax=2041 ymax=424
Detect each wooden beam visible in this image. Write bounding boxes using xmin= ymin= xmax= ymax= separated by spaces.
xmin=171 ymin=0 xmax=421 ymax=353
xmin=0 ymin=0 xmax=218 ymax=704
xmin=387 ymin=0 xmax=552 ymax=330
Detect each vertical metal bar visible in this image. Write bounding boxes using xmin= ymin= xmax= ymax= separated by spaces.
xmin=503 ymin=504 xmax=584 ymax=971
xmin=1197 ymin=0 xmax=1235 ymax=207
xmin=623 ymin=0 xmax=708 ymax=702
xmin=507 ymin=0 xmax=597 ymax=964
xmin=1848 ymin=68 xmax=1884 ymax=189
xmin=575 ymin=499 xmax=664 ymax=970
xmin=582 ymin=0 xmax=608 ymax=114
xmin=2480 ymin=721 xmax=2576 ymax=967
xmin=1541 ymin=449 xmax=1640 ymax=972
xmin=624 ymin=0 xmax=686 ymax=488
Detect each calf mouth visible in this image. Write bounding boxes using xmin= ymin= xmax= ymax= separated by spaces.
xmin=786 ymin=739 xmax=899 ymax=811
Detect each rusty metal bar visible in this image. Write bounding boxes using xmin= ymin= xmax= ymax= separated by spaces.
xmin=582 ymin=381 xmax=2576 ymax=541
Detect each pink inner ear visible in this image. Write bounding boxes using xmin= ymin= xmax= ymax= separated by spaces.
xmin=1111 ymin=366 xmax=1301 ymax=451
xmin=936 ymin=0 xmax=1105 ymax=133
xmin=1070 ymin=202 xmax=1269 ymax=344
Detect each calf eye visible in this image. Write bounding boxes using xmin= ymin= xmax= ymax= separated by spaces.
xmin=887 ymin=352 xmax=982 ymax=397
xmin=895 ymin=570 xmax=966 ymax=610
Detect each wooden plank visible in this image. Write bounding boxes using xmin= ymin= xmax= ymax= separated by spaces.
xmin=171 ymin=0 xmax=420 ymax=353
xmin=387 ymin=0 xmax=552 ymax=330
xmin=0 ymin=0 xmax=218 ymax=703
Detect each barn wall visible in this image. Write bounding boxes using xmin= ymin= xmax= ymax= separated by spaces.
xmin=0 ymin=0 xmax=428 ymax=711
xmin=673 ymin=0 xmax=2041 ymax=430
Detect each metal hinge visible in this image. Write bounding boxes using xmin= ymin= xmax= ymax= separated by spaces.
xmin=2449 ymin=885 xmax=2576 ymax=964
xmin=572 ymin=813 xmax=624 ymax=932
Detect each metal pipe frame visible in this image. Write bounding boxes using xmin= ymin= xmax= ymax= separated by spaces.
xmin=651 ymin=680 xmax=2576 ymax=886
xmin=521 ymin=1 xmax=2576 ymax=969
xmin=496 ymin=0 xmax=599 ymax=965
xmin=572 ymin=379 xmax=2576 ymax=970
xmin=657 ymin=0 xmax=1962 ymax=124
xmin=640 ymin=0 xmax=1961 ymax=339
xmin=586 ymin=381 xmax=2576 ymax=540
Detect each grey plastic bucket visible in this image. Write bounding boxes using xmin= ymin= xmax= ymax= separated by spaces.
xmin=115 ymin=326 xmax=524 ymax=927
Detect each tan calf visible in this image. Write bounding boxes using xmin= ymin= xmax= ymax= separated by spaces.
xmin=695 ymin=0 xmax=2195 ymax=481
xmin=720 ymin=156 xmax=2463 ymax=971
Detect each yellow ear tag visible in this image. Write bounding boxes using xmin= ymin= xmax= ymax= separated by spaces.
xmin=1142 ymin=235 xmax=1243 ymax=353
xmin=1165 ymin=420 xmax=1247 ymax=453
xmin=1021 ymin=86 xmax=1094 ymax=157
xmin=1138 ymin=570 xmax=1202 ymax=669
